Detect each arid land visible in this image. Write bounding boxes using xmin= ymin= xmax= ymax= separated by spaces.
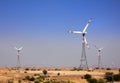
xmin=0 ymin=67 xmax=120 ymax=83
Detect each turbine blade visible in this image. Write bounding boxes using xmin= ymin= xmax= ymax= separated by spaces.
xmin=83 ymin=18 xmax=92 ymax=33
xmin=93 ymin=45 xmax=98 ymax=50
xmin=19 ymin=47 xmax=23 ymax=50
xmin=69 ymin=30 xmax=82 ymax=34
xmin=100 ymin=48 xmax=103 ymax=50
xmin=84 ymin=37 xmax=89 ymax=48
xmin=14 ymin=47 xmax=18 ymax=50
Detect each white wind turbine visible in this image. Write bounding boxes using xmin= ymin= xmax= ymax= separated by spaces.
xmin=94 ymin=45 xmax=103 ymax=69
xmin=69 ymin=18 xmax=92 ymax=69
xmin=14 ymin=47 xmax=23 ymax=68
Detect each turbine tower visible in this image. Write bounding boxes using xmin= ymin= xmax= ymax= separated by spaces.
xmin=69 ymin=18 xmax=92 ymax=69
xmin=94 ymin=45 xmax=103 ymax=69
xmin=14 ymin=47 xmax=23 ymax=68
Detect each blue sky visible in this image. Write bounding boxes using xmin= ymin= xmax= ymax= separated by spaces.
xmin=0 ymin=0 xmax=120 ymax=68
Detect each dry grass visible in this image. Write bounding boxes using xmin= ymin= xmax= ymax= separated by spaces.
xmin=0 ymin=68 xmax=119 ymax=83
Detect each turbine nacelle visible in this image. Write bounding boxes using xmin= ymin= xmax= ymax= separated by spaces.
xmin=14 ymin=47 xmax=23 ymax=52
xmin=98 ymin=48 xmax=103 ymax=52
xmin=69 ymin=18 xmax=92 ymax=49
xmin=94 ymin=45 xmax=103 ymax=53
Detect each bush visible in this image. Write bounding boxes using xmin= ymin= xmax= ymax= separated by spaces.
xmin=35 ymin=75 xmax=45 ymax=82
xmin=25 ymin=76 xmax=35 ymax=81
xmin=25 ymin=76 xmax=30 ymax=80
xmin=31 ymin=68 xmax=36 ymax=71
xmin=34 ymin=73 xmax=40 ymax=76
xmin=84 ymin=74 xmax=92 ymax=80
xmin=45 ymin=81 xmax=59 ymax=83
xmin=57 ymin=72 xmax=60 ymax=76
xmin=29 ymin=76 xmax=35 ymax=81
xmin=43 ymin=70 xmax=47 ymax=76
xmin=106 ymin=68 xmax=111 ymax=70
xmin=25 ymin=68 xmax=29 ymax=71
xmin=72 ymin=67 xmax=77 ymax=71
xmin=34 ymin=80 xmax=40 ymax=83
xmin=55 ymin=68 xmax=61 ymax=71
xmin=88 ymin=78 xmax=98 ymax=83
xmin=113 ymin=74 xmax=120 ymax=81
xmin=105 ymin=72 xmax=113 ymax=82
xmin=24 ymin=71 xmax=27 ymax=73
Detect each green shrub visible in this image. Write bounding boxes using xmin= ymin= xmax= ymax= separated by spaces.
xmin=25 ymin=76 xmax=35 ymax=81
xmin=43 ymin=69 xmax=47 ymax=76
xmin=106 ymin=68 xmax=111 ymax=70
xmin=72 ymin=67 xmax=77 ymax=71
xmin=29 ymin=76 xmax=35 ymax=81
xmin=84 ymin=74 xmax=92 ymax=80
xmin=34 ymin=73 xmax=40 ymax=76
xmin=88 ymin=78 xmax=97 ymax=83
xmin=25 ymin=76 xmax=30 ymax=80
xmin=34 ymin=80 xmax=40 ymax=83
xmin=24 ymin=71 xmax=27 ymax=73
xmin=31 ymin=68 xmax=36 ymax=71
xmin=105 ymin=72 xmax=113 ymax=82
xmin=45 ymin=80 xmax=59 ymax=83
xmin=34 ymin=73 xmax=37 ymax=76
xmin=36 ymin=75 xmax=45 ymax=81
xmin=57 ymin=72 xmax=60 ymax=76
xmin=113 ymin=74 xmax=120 ymax=81
xmin=25 ymin=68 xmax=29 ymax=71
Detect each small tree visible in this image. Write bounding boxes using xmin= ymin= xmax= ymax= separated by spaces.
xmin=43 ymin=69 xmax=47 ymax=76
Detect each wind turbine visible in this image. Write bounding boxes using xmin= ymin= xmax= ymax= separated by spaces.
xmin=94 ymin=45 xmax=103 ymax=69
xmin=69 ymin=18 xmax=92 ymax=69
xmin=14 ymin=47 xmax=23 ymax=68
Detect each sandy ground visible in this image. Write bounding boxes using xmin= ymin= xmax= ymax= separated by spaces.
xmin=0 ymin=68 xmax=119 ymax=83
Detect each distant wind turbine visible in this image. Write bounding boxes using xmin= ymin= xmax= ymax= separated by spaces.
xmin=94 ymin=45 xmax=103 ymax=69
xmin=14 ymin=47 xmax=23 ymax=68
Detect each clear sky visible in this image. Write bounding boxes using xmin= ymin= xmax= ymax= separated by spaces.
xmin=0 ymin=0 xmax=120 ymax=68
